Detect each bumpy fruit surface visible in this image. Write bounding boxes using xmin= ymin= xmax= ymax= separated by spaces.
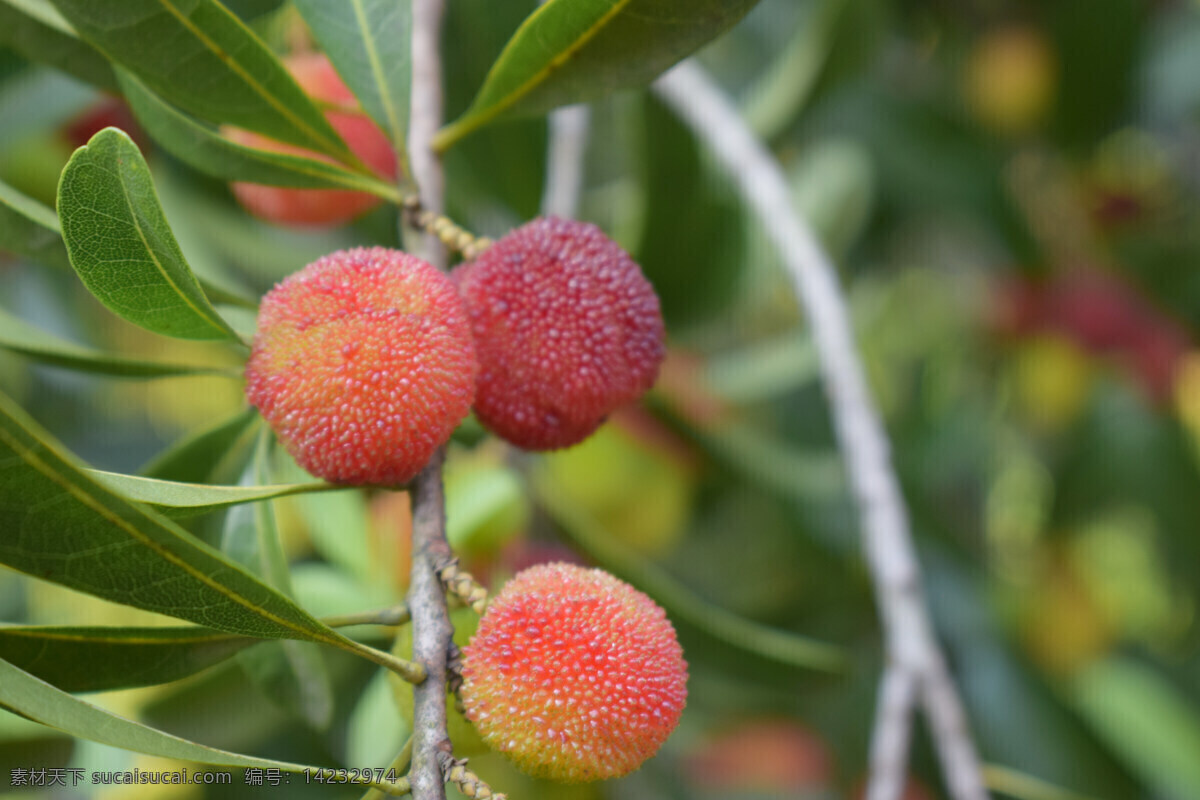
xmin=460 ymin=563 xmax=687 ymax=782
xmin=226 ymin=53 xmax=397 ymax=227
xmin=453 ymin=217 xmax=665 ymax=450
xmin=245 ymin=247 xmax=476 ymax=485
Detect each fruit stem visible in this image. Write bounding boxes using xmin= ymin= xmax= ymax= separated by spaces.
xmin=401 ymin=195 xmax=493 ymax=260
xmin=333 ymin=636 xmax=427 ymax=684
xmin=323 ymin=603 xmax=411 ymax=628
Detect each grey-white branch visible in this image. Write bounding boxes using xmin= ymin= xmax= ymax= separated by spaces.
xmin=406 ymin=1 xmax=452 ymax=800
xmin=654 ymin=61 xmax=990 ymax=800
xmin=541 ymin=104 xmax=591 ymax=220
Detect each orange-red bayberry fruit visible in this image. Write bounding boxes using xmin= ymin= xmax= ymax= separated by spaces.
xmin=460 ymin=562 xmax=687 ymax=782
xmin=226 ymin=53 xmax=398 ymax=227
xmin=245 ymin=247 xmax=476 ymax=485
xmin=453 ymin=217 xmax=665 ymax=450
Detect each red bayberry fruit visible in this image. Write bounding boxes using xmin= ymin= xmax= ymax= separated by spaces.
xmin=245 ymin=247 xmax=476 ymax=485
xmin=225 ymin=53 xmax=398 ymax=227
xmin=453 ymin=217 xmax=665 ymax=450
xmin=460 ymin=562 xmax=687 ymax=782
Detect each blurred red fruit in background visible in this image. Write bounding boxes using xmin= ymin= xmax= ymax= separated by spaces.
xmin=991 ymin=269 xmax=1188 ymax=404
xmin=226 ymin=53 xmax=398 ymax=227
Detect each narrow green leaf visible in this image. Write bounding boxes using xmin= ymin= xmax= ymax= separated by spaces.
xmin=117 ymin=69 xmax=400 ymax=197
xmin=982 ymin=764 xmax=1098 ymax=800
xmin=1070 ymin=658 xmax=1200 ymax=800
xmin=48 ymin=0 xmax=355 ymax=161
xmin=0 ymin=177 xmax=71 ymax=270
xmin=0 ymin=625 xmax=255 ymax=692
xmin=741 ymin=0 xmax=843 ymax=140
xmin=0 ymin=172 xmax=255 ymax=309
xmin=223 ymin=433 xmax=334 ymax=728
xmin=0 ymin=0 xmax=116 ymax=90
xmin=435 ymin=0 xmax=760 ymax=150
xmin=292 ymin=0 xmax=412 ymax=164
xmin=140 ymin=407 xmax=260 ymax=483
xmin=150 ymin=165 xmax=262 ymax=310
xmin=56 ymin=128 xmax=240 ymax=342
xmin=533 ymin=476 xmax=845 ymax=671
xmin=703 ymin=333 xmax=820 ymax=403
xmin=86 ymin=469 xmax=337 ymax=518
xmin=0 ymin=386 xmax=350 ymax=646
xmin=0 ymin=657 xmax=403 ymax=791
xmin=0 ymin=307 xmax=233 ymax=378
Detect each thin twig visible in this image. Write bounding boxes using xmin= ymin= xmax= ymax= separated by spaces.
xmin=541 ymin=104 xmax=591 ymax=219
xmin=867 ymin=667 xmax=918 ymax=800
xmin=653 ymin=61 xmax=989 ymax=800
xmin=407 ymin=452 xmax=454 ymax=800
xmin=406 ymin=1 xmax=453 ymax=799
xmin=408 ymin=0 xmax=447 ymax=268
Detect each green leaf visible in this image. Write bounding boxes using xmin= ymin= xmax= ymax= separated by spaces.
xmin=0 ymin=625 xmax=255 ymax=692
xmin=533 ymin=475 xmax=845 ymax=672
xmin=149 ymin=165 xmax=261 ymax=310
xmin=982 ymin=764 xmax=1098 ymax=800
xmin=0 ymin=170 xmax=255 ymax=309
xmin=0 ymin=307 xmax=234 ymax=378
xmin=441 ymin=0 xmax=546 ymax=221
xmin=1070 ymin=658 xmax=1200 ymax=800
xmin=741 ymin=0 xmax=843 ymax=140
xmin=0 ymin=177 xmax=71 ymax=270
xmin=56 ymin=128 xmax=240 ymax=342
xmin=86 ymin=468 xmax=337 ymax=518
xmin=0 ymin=0 xmax=116 ymax=90
xmin=788 ymin=137 xmax=874 ymax=259
xmin=435 ymin=0 xmax=760 ymax=150
xmin=221 ymin=432 xmax=333 ymax=729
xmin=117 ymin=69 xmax=400 ymax=197
xmin=48 ymin=0 xmax=354 ymax=161
xmin=292 ymin=0 xmax=412 ymax=163
xmin=0 ymin=656 xmax=401 ymax=790
xmin=702 ymin=334 xmax=820 ymax=404
xmin=0 ymin=386 xmax=353 ymax=646
xmin=140 ymin=407 xmax=260 ymax=483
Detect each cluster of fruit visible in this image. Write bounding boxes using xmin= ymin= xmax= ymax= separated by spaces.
xmin=237 ymin=54 xmax=684 ymax=785
xmin=244 ymin=216 xmax=665 ymax=486
xmin=240 ymin=54 xmax=666 ymax=483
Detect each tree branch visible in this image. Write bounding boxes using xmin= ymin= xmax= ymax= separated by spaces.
xmin=406 ymin=1 xmax=452 ymax=799
xmin=541 ymin=104 xmax=591 ymax=219
xmin=867 ymin=666 xmax=918 ymax=800
xmin=653 ymin=61 xmax=989 ymax=800
xmin=408 ymin=0 xmax=447 ymax=268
